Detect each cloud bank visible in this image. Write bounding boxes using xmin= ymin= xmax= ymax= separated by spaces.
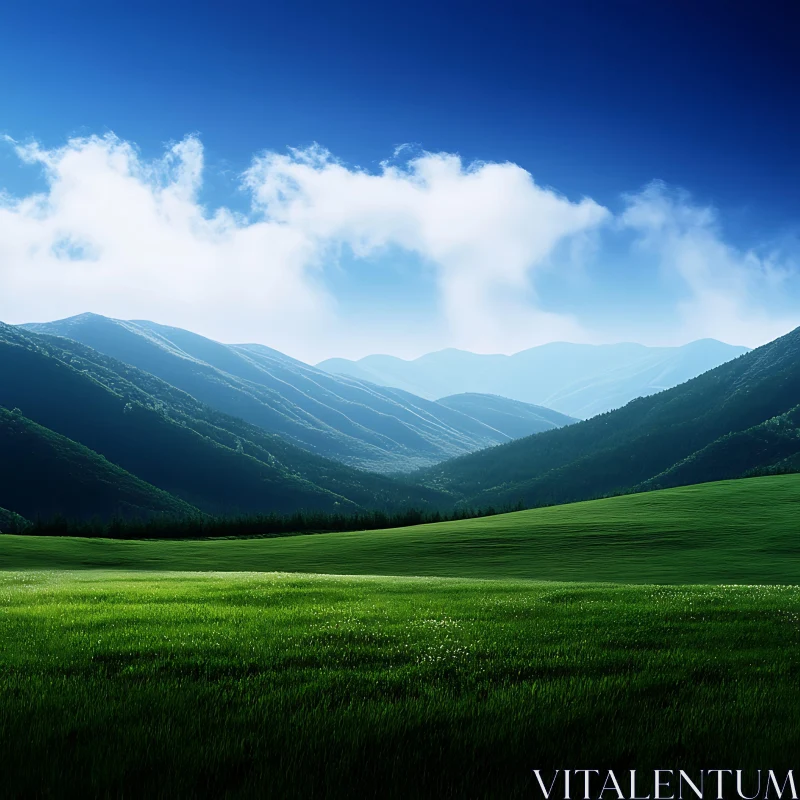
xmin=0 ymin=134 xmax=797 ymax=360
xmin=0 ymin=135 xmax=332 ymax=356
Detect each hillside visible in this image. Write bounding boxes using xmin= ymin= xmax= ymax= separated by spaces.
xmin=23 ymin=314 xmax=525 ymax=472
xmin=0 ymin=507 xmax=28 ymax=533
xmin=0 ymin=330 xmax=356 ymax=516
xmin=318 ymin=339 xmax=748 ymax=418
xmin=0 ymin=408 xmax=199 ymax=521
xmin=437 ymin=393 xmax=577 ymax=438
xmin=0 ymin=323 xmax=452 ymax=516
xmin=4 ymin=475 xmax=799 ymax=583
xmin=639 ymin=404 xmax=800 ymax=491
xmin=415 ymin=326 xmax=800 ymax=508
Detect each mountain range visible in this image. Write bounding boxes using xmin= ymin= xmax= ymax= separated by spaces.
xmin=0 ymin=321 xmax=460 ymax=519
xmin=416 ymin=325 xmax=800 ymax=508
xmin=3 ymin=312 xmax=799 ymax=526
xmin=23 ymin=315 xmax=573 ymax=473
xmin=318 ymin=339 xmax=749 ymax=418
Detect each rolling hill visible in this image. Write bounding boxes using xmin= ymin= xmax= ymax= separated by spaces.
xmin=318 ymin=339 xmax=749 ymax=418
xmin=4 ymin=475 xmax=799 ymax=583
xmin=436 ymin=393 xmax=577 ymax=438
xmin=0 ymin=407 xmax=200 ymax=521
xmin=415 ymin=325 xmax=800 ymax=508
xmin=0 ymin=323 xmax=453 ymax=519
xmin=22 ymin=314 xmax=538 ymax=472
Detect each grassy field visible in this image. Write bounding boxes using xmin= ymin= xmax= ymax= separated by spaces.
xmin=3 ymin=475 xmax=800 ymax=582
xmin=2 ymin=571 xmax=800 ymax=798
xmin=3 ymin=476 xmax=799 ymax=796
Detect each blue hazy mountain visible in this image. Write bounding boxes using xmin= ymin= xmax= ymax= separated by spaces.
xmin=437 ymin=394 xmax=577 ymax=439
xmin=22 ymin=315 xmax=573 ymax=472
xmin=415 ymin=325 xmax=800 ymax=509
xmin=318 ymin=339 xmax=750 ymax=419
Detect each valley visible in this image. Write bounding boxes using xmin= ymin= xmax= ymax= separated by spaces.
xmin=417 ymin=325 xmax=800 ymax=508
xmin=2 ymin=315 xmax=798 ymax=799
xmin=3 ymin=8 xmax=795 ymax=798
xmin=23 ymin=314 xmax=559 ymax=473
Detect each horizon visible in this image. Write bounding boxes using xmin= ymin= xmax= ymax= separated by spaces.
xmin=11 ymin=310 xmax=754 ymax=366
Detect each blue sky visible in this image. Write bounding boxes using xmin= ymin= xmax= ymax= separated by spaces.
xmin=1 ymin=0 xmax=799 ymax=361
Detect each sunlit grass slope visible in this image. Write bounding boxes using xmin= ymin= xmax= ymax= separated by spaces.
xmin=4 ymin=475 xmax=799 ymax=583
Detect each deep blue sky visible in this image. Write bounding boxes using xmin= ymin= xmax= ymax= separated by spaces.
xmin=1 ymin=0 xmax=799 ymax=359
xmin=3 ymin=0 xmax=799 ymax=225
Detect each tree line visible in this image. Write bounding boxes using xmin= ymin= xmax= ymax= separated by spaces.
xmin=4 ymin=502 xmax=525 ymax=540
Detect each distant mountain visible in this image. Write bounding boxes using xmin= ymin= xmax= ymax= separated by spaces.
xmin=23 ymin=315 xmax=534 ymax=473
xmin=0 ymin=407 xmax=200 ymax=521
xmin=0 ymin=323 xmax=452 ymax=519
xmin=437 ymin=394 xmax=577 ymax=438
xmin=415 ymin=326 xmax=800 ymax=508
xmin=318 ymin=339 xmax=750 ymax=419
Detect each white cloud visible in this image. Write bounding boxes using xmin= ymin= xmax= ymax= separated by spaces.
xmin=244 ymin=145 xmax=610 ymax=351
xmin=621 ymin=182 xmax=800 ymax=347
xmin=0 ymin=134 xmax=332 ymax=357
xmin=0 ymin=134 xmax=797 ymax=361
xmin=0 ymin=134 xmax=609 ymax=359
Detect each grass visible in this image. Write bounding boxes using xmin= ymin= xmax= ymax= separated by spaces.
xmin=2 ymin=571 xmax=799 ymax=798
xmin=4 ymin=475 xmax=800 ymax=583
xmin=3 ymin=476 xmax=799 ymax=796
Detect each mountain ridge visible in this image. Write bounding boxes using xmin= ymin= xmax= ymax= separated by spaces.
xmin=23 ymin=314 xmax=574 ymax=472
xmin=436 ymin=393 xmax=578 ymax=439
xmin=0 ymin=322 xmax=454 ymax=519
xmin=318 ymin=339 xmax=750 ymax=418
xmin=413 ymin=325 xmax=800 ymax=508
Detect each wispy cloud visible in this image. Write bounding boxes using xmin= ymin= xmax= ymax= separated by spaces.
xmin=621 ymin=182 xmax=799 ymax=346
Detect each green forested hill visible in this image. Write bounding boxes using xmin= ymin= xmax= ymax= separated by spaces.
xmin=417 ymin=326 xmax=800 ymax=507
xmin=639 ymin=404 xmax=800 ymax=490
xmin=0 ymin=408 xmax=199 ymax=520
xmin=0 ymin=337 xmax=354 ymax=516
xmin=0 ymin=506 xmax=28 ymax=533
xmin=0 ymin=324 xmax=452 ymax=518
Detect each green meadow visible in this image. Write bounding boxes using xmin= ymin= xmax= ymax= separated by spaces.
xmin=3 ymin=572 xmax=800 ymax=798
xmin=2 ymin=476 xmax=800 ymax=797
xmin=4 ymin=475 xmax=800 ymax=582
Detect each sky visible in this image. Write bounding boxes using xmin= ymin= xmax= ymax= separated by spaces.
xmin=1 ymin=0 xmax=799 ymax=363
